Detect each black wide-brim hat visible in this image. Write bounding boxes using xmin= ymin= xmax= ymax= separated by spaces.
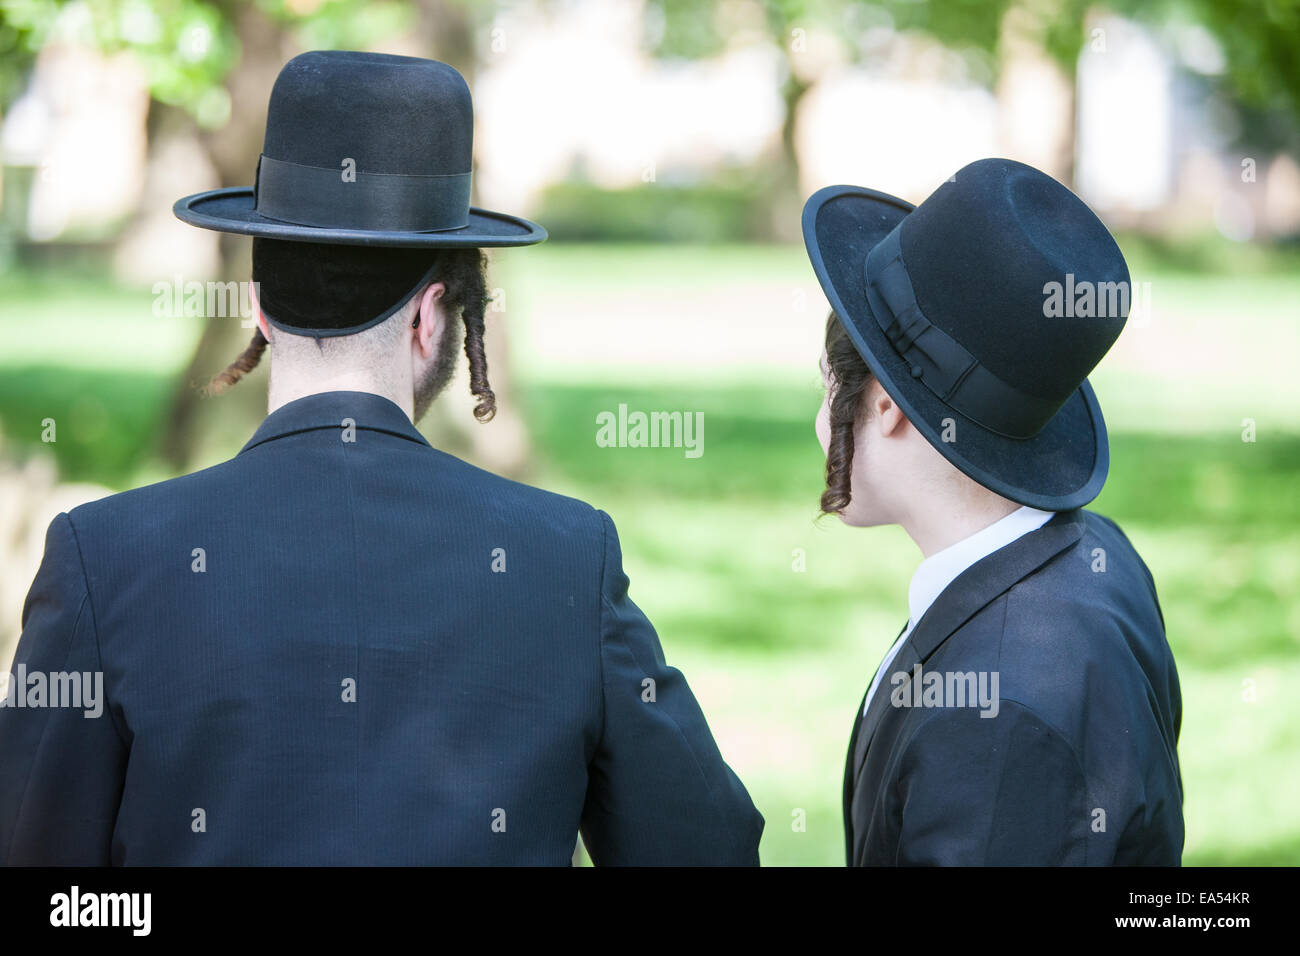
xmin=803 ymin=159 xmax=1131 ymax=511
xmin=174 ymin=50 xmax=545 ymax=248
xmin=176 ymin=187 xmax=543 ymax=247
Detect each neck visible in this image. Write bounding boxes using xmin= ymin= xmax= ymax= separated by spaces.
xmin=267 ymin=370 xmax=413 ymax=422
xmin=897 ymin=482 xmax=1021 ymax=559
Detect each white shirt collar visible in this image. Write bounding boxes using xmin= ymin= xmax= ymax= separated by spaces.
xmin=905 ymin=505 xmax=1055 ymax=633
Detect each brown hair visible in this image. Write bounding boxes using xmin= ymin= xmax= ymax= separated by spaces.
xmin=206 ymin=248 xmax=495 ymax=422
xmin=820 ymin=311 xmax=875 ymax=515
xmin=205 ymin=329 xmax=268 ymax=396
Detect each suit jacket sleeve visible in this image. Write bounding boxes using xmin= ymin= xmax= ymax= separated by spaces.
xmin=0 ymin=513 xmax=127 ymax=865
xmin=579 ymin=510 xmax=763 ymax=865
xmin=894 ymin=698 xmax=1089 ymax=865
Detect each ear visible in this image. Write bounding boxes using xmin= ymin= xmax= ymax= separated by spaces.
xmin=412 ymin=281 xmax=447 ymax=360
xmin=870 ymin=379 xmax=909 ymax=438
xmin=249 ymin=280 xmax=269 ymax=340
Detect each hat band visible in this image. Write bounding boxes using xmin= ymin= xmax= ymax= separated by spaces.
xmin=254 ymin=155 xmax=471 ymax=233
xmin=862 ymin=225 xmax=1064 ymax=440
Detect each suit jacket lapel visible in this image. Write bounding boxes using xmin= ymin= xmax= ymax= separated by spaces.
xmin=853 ymin=638 xmax=922 ymax=787
xmin=843 ymin=620 xmax=910 ymax=862
xmin=842 ymin=682 xmax=871 ymax=864
xmin=845 ymin=509 xmax=1088 ymax=859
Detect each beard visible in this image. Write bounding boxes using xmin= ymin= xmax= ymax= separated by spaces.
xmin=412 ymin=316 xmax=462 ymax=423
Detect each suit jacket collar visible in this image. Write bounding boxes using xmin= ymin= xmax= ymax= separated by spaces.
xmin=904 ymin=508 xmax=1085 ymax=664
xmin=843 ymin=508 xmax=1087 ymax=864
xmin=905 ymin=506 xmax=1055 ymax=631
xmin=239 ymin=390 xmax=430 ymax=455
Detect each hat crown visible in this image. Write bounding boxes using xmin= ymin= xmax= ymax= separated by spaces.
xmin=171 ymin=49 xmax=546 ymax=252
xmin=898 ymin=159 xmax=1129 ymax=405
xmin=262 ymin=50 xmax=473 ymax=176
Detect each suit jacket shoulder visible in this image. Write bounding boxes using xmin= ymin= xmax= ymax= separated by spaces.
xmin=68 ymin=439 xmax=605 ymax=558
xmin=4 ymin=392 xmax=763 ymax=865
xmin=849 ymin=508 xmax=1184 ymax=866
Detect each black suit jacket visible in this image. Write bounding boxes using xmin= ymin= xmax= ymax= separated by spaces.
xmin=0 ymin=390 xmax=763 ymax=865
xmin=843 ymin=509 xmax=1183 ymax=865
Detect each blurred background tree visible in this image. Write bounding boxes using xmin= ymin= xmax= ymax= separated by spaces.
xmin=1 ymin=0 xmax=532 ymax=474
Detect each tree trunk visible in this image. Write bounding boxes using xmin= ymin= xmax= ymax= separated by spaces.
xmin=155 ymin=5 xmax=289 ymax=470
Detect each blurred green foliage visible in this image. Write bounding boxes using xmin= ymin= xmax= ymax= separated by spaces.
xmin=0 ymin=0 xmax=238 ymax=124
xmin=535 ymin=176 xmax=774 ymax=242
xmin=647 ymin=0 xmax=1300 ymax=121
xmin=0 ymin=0 xmax=437 ymax=126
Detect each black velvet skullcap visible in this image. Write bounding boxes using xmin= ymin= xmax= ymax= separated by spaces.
xmin=252 ymin=237 xmax=443 ymax=337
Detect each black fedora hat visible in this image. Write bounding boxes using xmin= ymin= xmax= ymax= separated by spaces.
xmin=173 ymin=50 xmax=545 ymax=248
xmin=802 ymin=158 xmax=1131 ymax=511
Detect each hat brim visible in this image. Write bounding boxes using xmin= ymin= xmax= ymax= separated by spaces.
xmin=802 ymin=184 xmax=1108 ymax=512
xmin=174 ymin=187 xmax=546 ymax=247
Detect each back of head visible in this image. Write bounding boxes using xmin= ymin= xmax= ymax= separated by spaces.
xmin=210 ymin=238 xmax=496 ymax=421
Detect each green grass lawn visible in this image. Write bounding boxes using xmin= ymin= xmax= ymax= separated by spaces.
xmin=1 ymin=244 xmax=1297 ymax=865
xmin=520 ymin=382 xmax=1300 ymax=866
